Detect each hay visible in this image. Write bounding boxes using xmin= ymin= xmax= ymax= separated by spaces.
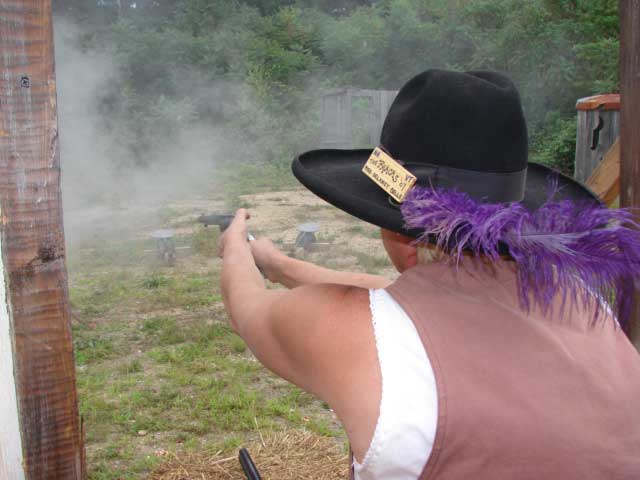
xmin=149 ymin=430 xmax=350 ymax=480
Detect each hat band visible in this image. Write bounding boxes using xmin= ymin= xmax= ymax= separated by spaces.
xmin=405 ymin=163 xmax=527 ymax=203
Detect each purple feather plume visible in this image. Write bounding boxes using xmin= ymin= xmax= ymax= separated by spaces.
xmin=401 ymin=183 xmax=640 ymax=326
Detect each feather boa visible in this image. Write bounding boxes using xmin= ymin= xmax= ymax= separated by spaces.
xmin=401 ymin=182 xmax=640 ymax=326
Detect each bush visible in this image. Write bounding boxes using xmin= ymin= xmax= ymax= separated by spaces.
xmin=530 ymin=115 xmax=577 ymax=176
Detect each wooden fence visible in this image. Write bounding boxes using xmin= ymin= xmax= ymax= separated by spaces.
xmin=320 ymin=89 xmax=398 ymax=149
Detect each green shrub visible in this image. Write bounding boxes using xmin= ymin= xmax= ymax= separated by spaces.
xmin=530 ymin=116 xmax=577 ymax=176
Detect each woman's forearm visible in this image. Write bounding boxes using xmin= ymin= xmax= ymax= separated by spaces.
xmin=221 ymin=240 xmax=266 ymax=331
xmin=272 ymin=254 xmax=391 ymax=290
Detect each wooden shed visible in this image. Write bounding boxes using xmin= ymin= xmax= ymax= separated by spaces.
xmin=320 ymin=89 xmax=398 ymax=149
xmin=574 ymin=94 xmax=621 ymax=182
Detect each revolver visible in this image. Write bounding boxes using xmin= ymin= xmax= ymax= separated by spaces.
xmin=197 ymin=213 xmax=255 ymax=240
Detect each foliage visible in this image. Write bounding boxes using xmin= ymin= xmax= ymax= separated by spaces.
xmin=530 ymin=114 xmax=578 ymax=175
xmin=54 ymin=0 xmax=620 ymax=176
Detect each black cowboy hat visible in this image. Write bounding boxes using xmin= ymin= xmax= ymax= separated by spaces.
xmin=292 ymin=69 xmax=599 ymax=237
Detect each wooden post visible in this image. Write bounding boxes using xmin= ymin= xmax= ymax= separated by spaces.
xmin=585 ymin=138 xmax=620 ymax=206
xmin=574 ymin=94 xmax=620 ymax=182
xmin=619 ymin=0 xmax=640 ymax=346
xmin=0 ymin=1 xmax=84 ymax=478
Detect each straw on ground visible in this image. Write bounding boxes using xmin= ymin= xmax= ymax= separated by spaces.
xmin=149 ymin=430 xmax=349 ymax=480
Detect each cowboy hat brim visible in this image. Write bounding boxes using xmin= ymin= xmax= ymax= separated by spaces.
xmin=292 ymin=149 xmax=601 ymax=238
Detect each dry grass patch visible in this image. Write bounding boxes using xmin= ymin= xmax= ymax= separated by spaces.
xmin=149 ymin=430 xmax=349 ymax=480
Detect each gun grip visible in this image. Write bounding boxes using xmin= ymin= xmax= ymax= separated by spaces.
xmin=218 ymin=217 xmax=233 ymax=232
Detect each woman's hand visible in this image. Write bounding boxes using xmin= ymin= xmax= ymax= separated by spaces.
xmin=218 ymin=209 xmax=250 ymax=258
xmin=250 ymin=237 xmax=285 ymax=283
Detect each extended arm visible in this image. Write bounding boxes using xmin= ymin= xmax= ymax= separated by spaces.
xmin=219 ymin=211 xmax=378 ymax=381
xmin=250 ymin=237 xmax=392 ymax=289
xmin=219 ymin=211 xmax=375 ymax=393
xmin=219 ymin=210 xmax=381 ymax=459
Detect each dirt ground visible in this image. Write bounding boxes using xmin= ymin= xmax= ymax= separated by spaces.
xmin=67 ymin=189 xmax=396 ymax=274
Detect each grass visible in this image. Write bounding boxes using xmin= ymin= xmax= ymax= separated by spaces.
xmin=70 ymin=267 xmax=222 ymax=322
xmin=344 ymin=225 xmax=367 ymax=235
xmin=293 ymin=204 xmax=335 ymax=223
xmin=353 ymin=251 xmax=391 ymax=274
xmin=190 ymin=227 xmax=219 ymax=256
xmin=74 ymin=307 xmax=336 ymax=476
xmin=66 ymin=237 xmax=151 ymax=272
xmin=343 ymin=224 xmax=381 ymax=239
xmin=68 ymin=209 xmax=341 ymax=479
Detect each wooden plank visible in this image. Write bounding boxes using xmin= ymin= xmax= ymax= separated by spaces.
xmin=574 ymin=110 xmax=620 ymax=182
xmin=319 ymin=89 xmax=398 ymax=149
xmin=574 ymin=110 xmax=591 ymax=180
xmin=379 ymin=90 xmax=397 ymax=135
xmin=585 ymin=137 xmax=620 ymax=206
xmin=576 ymin=94 xmax=621 ymax=111
xmin=321 ymin=93 xmax=351 ymax=148
xmin=368 ymin=91 xmax=380 ymax=146
xmin=0 ymin=1 xmax=84 ymax=478
xmin=619 ymin=0 xmax=640 ymax=345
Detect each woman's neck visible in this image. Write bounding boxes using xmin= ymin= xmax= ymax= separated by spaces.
xmin=417 ymin=244 xmax=517 ymax=277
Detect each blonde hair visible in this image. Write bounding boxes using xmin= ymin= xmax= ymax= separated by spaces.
xmin=416 ymin=243 xmax=446 ymax=264
xmin=416 ymin=242 xmax=517 ymax=275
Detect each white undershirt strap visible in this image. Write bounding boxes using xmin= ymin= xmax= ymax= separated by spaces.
xmin=353 ymin=289 xmax=438 ymax=480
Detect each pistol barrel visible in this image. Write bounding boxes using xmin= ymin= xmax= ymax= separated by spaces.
xmin=196 ymin=213 xmax=234 ymax=231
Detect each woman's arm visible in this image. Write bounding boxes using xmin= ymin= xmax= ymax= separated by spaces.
xmin=250 ymin=237 xmax=392 ymax=289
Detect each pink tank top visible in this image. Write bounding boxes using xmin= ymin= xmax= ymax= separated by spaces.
xmin=385 ymin=261 xmax=640 ymax=480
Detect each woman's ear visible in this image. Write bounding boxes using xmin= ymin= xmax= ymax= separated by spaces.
xmin=405 ymin=246 xmax=418 ymax=270
xmin=381 ymin=229 xmax=418 ymax=273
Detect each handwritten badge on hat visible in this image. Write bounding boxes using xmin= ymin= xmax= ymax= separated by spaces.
xmin=362 ymin=147 xmax=417 ymax=203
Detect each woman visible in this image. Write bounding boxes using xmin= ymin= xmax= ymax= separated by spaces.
xmin=220 ymin=69 xmax=640 ymax=479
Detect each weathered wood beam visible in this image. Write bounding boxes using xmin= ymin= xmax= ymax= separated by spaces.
xmin=619 ymin=0 xmax=640 ymax=345
xmin=0 ymin=1 xmax=84 ymax=478
xmin=585 ymin=137 xmax=620 ymax=206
